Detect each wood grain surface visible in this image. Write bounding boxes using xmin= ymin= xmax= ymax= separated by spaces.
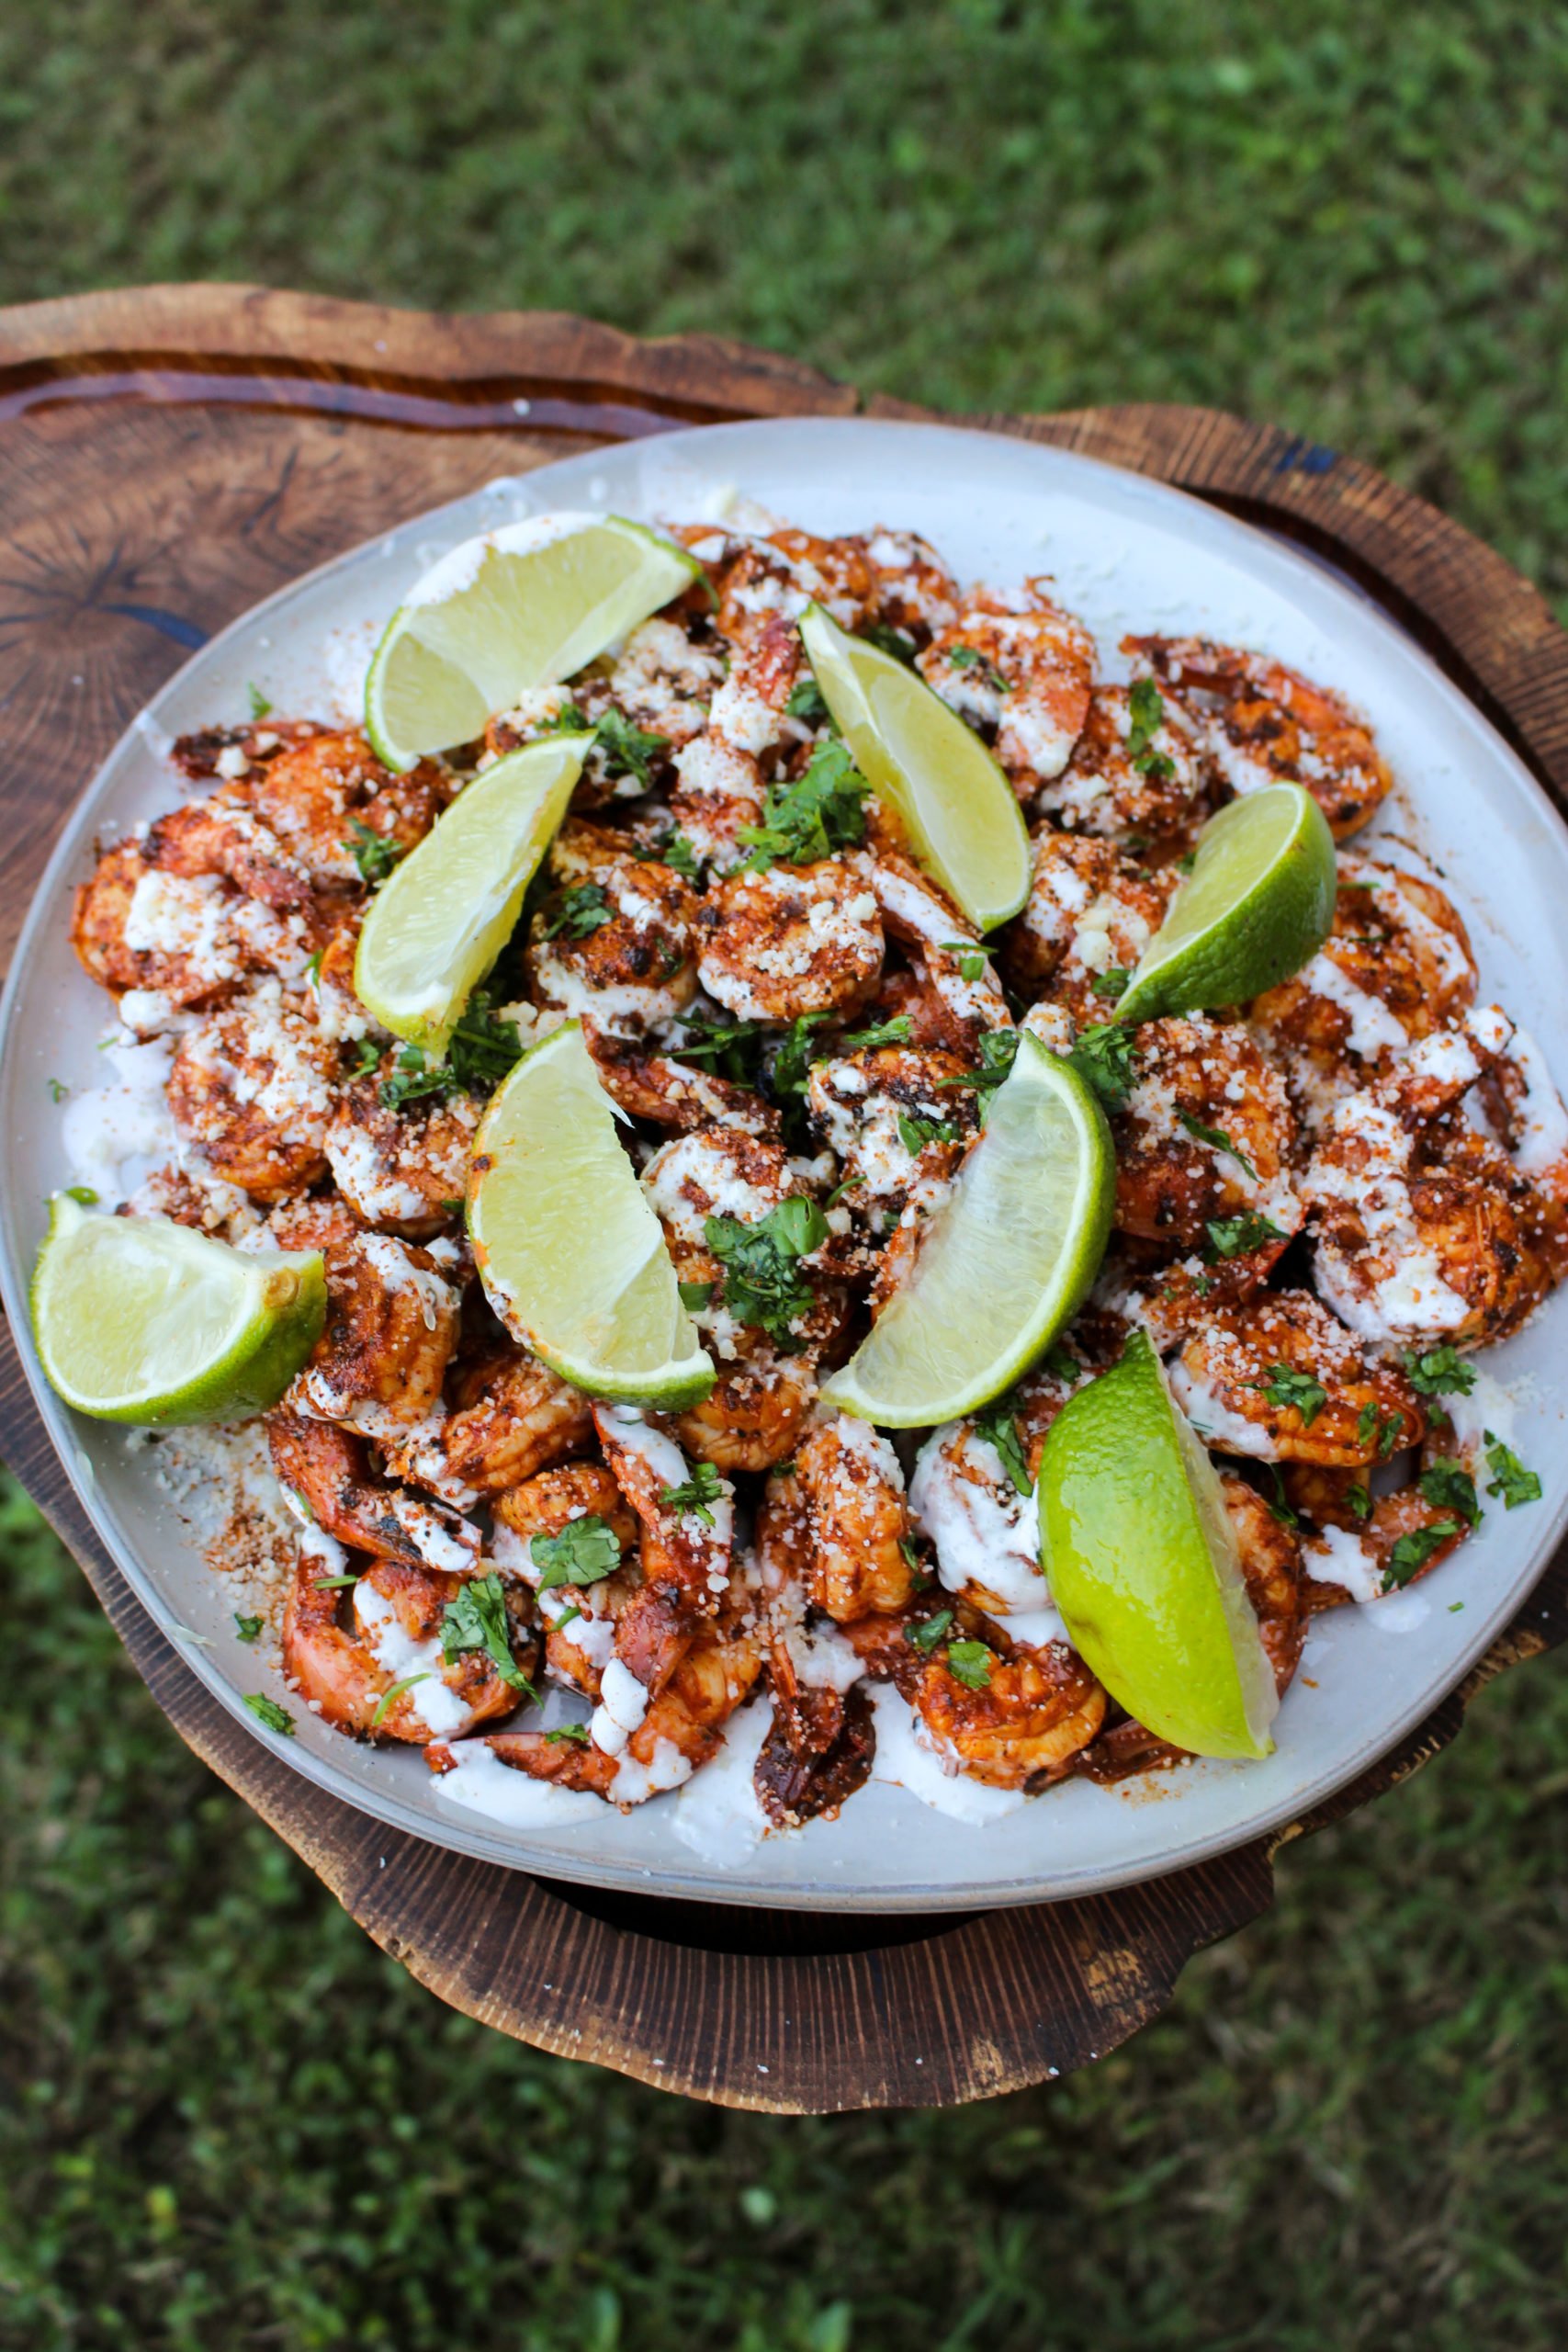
xmin=3 ymin=284 xmax=1565 ymax=2113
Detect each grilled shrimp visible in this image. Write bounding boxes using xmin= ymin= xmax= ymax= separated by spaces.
xmin=491 ymin=1460 xmax=641 ymax=1695
xmin=771 ymin=1414 xmax=917 ymax=1623
xmin=525 ymin=820 xmax=699 ymax=1035
xmin=908 ymin=1353 xmax=1089 ymax=1621
xmin=1127 ymin=636 xmax=1393 ymax=840
xmin=601 ymin=616 xmax=725 ymax=752
xmin=696 ymin=858 xmax=884 ymax=1024
xmin=267 ymin=1413 xmax=482 ymax=1575
xmin=282 ymin=1544 xmax=527 ymax=1743
xmin=1303 ymin=1007 xmax=1563 ymax=1347
xmin=1169 ymin=1291 xmax=1425 ymax=1464
xmin=1249 ymin=855 xmax=1479 ymax=1126
xmin=807 ymin=1043 xmax=979 ymax=1238
xmin=1005 ymin=829 xmax=1178 ymax=1015
xmin=904 ymin=1616 xmax=1107 ymax=1789
xmin=417 ymin=1351 xmax=597 ymax=1500
xmin=864 ymin=843 xmax=1012 ymax=1054
xmin=583 ymin=1024 xmax=782 ymax=1138
xmin=286 ymin=1229 xmax=461 ymax=1433
xmin=859 ymin=527 xmax=961 ymax=641
xmin=1111 ymin=1014 xmax=1301 ymax=1254
xmin=1292 ymin=1463 xmax=1471 ymax=1609
xmin=167 ymin=980 xmax=338 ymax=1197
xmin=642 ymin=1128 xmax=845 ymax=1355
xmin=919 ymin=585 xmax=1095 ymax=797
xmin=323 ymin=1066 xmax=480 ymax=1237
xmin=1035 ymin=682 xmax=1208 ymax=842
xmin=73 ymin=842 xmax=313 ymax=1033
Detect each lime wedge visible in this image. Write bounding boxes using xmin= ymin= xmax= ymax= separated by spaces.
xmin=31 ymin=1197 xmax=326 ymax=1425
xmin=1038 ymin=1330 xmax=1278 ymax=1760
xmin=468 ymin=1022 xmax=713 ymax=1408
xmin=365 ymin=513 xmax=700 ymax=769
xmin=1114 ymin=782 xmax=1335 ymax=1024
xmin=355 ymin=734 xmax=592 ymax=1053
xmin=799 ymin=602 xmax=1031 ymax=930
xmin=820 ymin=1031 xmax=1113 ymax=1427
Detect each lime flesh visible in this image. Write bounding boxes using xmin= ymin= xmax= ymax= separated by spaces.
xmin=31 ymin=1198 xmax=326 ymax=1425
xmin=468 ymin=1023 xmax=713 ymax=1408
xmin=1115 ymin=782 xmax=1336 ymax=1023
xmin=799 ymin=602 xmax=1032 ymax=930
xmin=820 ymin=1031 xmax=1114 ymax=1428
xmin=1037 ymin=1330 xmax=1279 ymax=1760
xmin=354 ymin=733 xmax=592 ymax=1053
xmin=365 ymin=513 xmax=700 ymax=769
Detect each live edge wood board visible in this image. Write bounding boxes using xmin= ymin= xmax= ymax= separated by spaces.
xmin=3 ymin=283 xmax=1567 ymax=2115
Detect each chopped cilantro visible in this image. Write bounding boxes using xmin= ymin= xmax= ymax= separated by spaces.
xmin=679 ymin=1280 xmax=715 ymax=1311
xmin=1177 ymin=851 xmax=1198 ymax=876
xmin=946 ymin=643 xmax=1010 ymax=694
xmin=671 ymin=1013 xmax=766 ymax=1088
xmin=1203 ymin=1210 xmax=1285 ymax=1261
xmin=1385 ymin=1521 xmax=1461 ymax=1589
xmin=233 ymin=1612 xmax=264 ymax=1643
xmin=62 ymin=1185 xmax=98 ymax=1206
xmin=1355 ymin=1399 xmax=1379 ymax=1449
xmin=371 ymin=1673 xmax=430 ymax=1728
xmin=543 ymin=881 xmax=615 ymax=940
xmin=1251 ymin=1364 xmax=1326 ymax=1428
xmin=593 ymin=707 xmax=671 ymax=792
xmin=46 ymin=1077 xmax=69 ymax=1102
xmin=737 ymin=739 xmax=869 ymax=871
xmin=1419 ymin=1461 xmax=1482 ymax=1526
xmin=897 ymin=1110 xmax=961 ymax=1155
xmin=842 ymin=1014 xmax=914 ymax=1054
xmin=908 ymin=1608 xmax=954 ymax=1654
xmin=1260 ymin=1464 xmax=1299 ymax=1530
xmin=247 ymin=683 xmax=272 ymax=720
xmin=946 ymin=1639 xmax=995 ymax=1690
xmin=1378 ymin=1409 xmax=1406 ymax=1462
xmin=939 ymin=938 xmax=997 ymax=984
xmin=345 ymin=1036 xmax=382 ymax=1079
xmin=974 ymin=1391 xmax=1032 ymax=1497
xmin=532 ymin=1517 xmax=623 ymax=1593
xmin=303 ymin=949 xmax=324 ymax=989
xmin=825 ymin=1173 xmax=864 ymax=1206
xmin=378 ymin=996 xmax=520 ymax=1110
xmin=660 ymin=1461 xmax=725 ymax=1526
xmin=1346 ymin=1482 xmax=1371 ymax=1521
xmin=944 ymin=1026 xmax=1023 ymax=1107
xmin=784 ymin=675 xmax=831 ymax=727
xmin=1125 ymin=676 xmax=1176 ymax=779
xmin=1484 ymin=1440 xmax=1541 ymax=1510
xmin=637 ymin=829 xmax=699 ymax=882
xmin=543 ymin=703 xmax=594 ymax=735
xmin=344 ymin=820 xmax=401 ymax=886
xmin=545 ymin=1722 xmax=592 ymax=1746
xmin=1401 ymin=1343 xmax=1477 ymax=1397
xmin=705 ymin=1197 xmax=829 ymax=1349
xmin=440 ymin=1572 xmax=536 ymax=1695
xmin=1090 ymin=967 xmax=1130 ymax=1001
xmin=1041 ymin=1341 xmax=1080 ymax=1384
xmin=768 ymin=1011 xmax=834 ymax=1098
xmin=859 ymin=621 xmax=919 ymax=666
xmin=311 ymin=1575 xmax=360 ymax=1591
xmin=1178 ymin=1112 xmax=1258 ymax=1178
xmin=1069 ymin=1022 xmax=1141 ymax=1115
xmin=243 ymin=1693 xmax=294 ymax=1735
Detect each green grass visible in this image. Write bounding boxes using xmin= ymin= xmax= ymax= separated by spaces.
xmin=4 ymin=1 xmax=1568 ymax=2343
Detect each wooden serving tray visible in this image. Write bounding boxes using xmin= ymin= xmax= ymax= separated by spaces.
xmin=4 ymin=284 xmax=1567 ymax=2114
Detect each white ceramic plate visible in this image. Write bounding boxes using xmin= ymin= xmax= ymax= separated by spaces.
xmin=3 ymin=416 xmax=1565 ymax=1913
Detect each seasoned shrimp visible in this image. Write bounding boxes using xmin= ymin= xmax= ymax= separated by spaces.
xmin=1249 ymin=855 xmax=1478 ymax=1126
xmin=859 ymin=527 xmax=961 ymax=642
xmin=1035 ymin=681 xmax=1208 ymax=842
xmin=73 ymin=842 xmax=313 ymax=1034
xmin=167 ymin=980 xmax=339 ymax=1197
xmin=1303 ymin=1007 xmax=1562 ymax=1347
xmin=286 ymin=1228 xmax=460 ymax=1433
xmin=525 ymin=820 xmax=699 ymax=1035
xmin=776 ymin=1414 xmax=917 ymax=1623
xmin=323 ymin=1065 xmax=480 ymax=1237
xmin=1169 ymin=1291 xmax=1425 ymax=1464
xmin=919 ymin=585 xmax=1095 ymax=798
xmin=583 ymin=1024 xmax=781 ymax=1138
xmin=492 ymin=1461 xmax=641 ymax=1696
xmin=283 ymin=1548 xmax=528 ymax=1743
xmin=1111 ymin=1015 xmax=1300 ymax=1254
xmin=807 ymin=1043 xmax=978 ymax=1238
xmin=421 ymin=1351 xmax=596 ymax=1500
xmin=1004 ymin=829 xmax=1177 ymax=1015
xmin=1291 ymin=1464 xmax=1471 ymax=1609
xmin=267 ymin=1413 xmax=482 ymax=1575
xmin=908 ymin=1353 xmax=1089 ymax=1621
xmin=641 ymin=1127 xmax=846 ymax=1369
xmin=906 ymin=1617 xmax=1107 ymax=1789
xmin=1127 ymin=636 xmax=1393 ymax=840
xmin=864 ymin=843 xmax=1012 ymax=1055
xmin=696 ymin=859 xmax=884 ymax=1025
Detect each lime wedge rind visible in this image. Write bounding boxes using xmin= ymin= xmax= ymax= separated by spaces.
xmin=354 ymin=733 xmax=592 ymax=1053
xmin=1038 ymin=1329 xmax=1279 ymax=1761
xmin=799 ymin=603 xmax=1032 ymax=931
xmin=820 ymin=1031 xmax=1114 ymax=1428
xmin=31 ymin=1197 xmax=326 ymax=1426
xmin=1115 ymin=782 xmax=1336 ymax=1024
xmin=468 ymin=1023 xmax=714 ymax=1410
xmin=365 ymin=513 xmax=700 ymax=771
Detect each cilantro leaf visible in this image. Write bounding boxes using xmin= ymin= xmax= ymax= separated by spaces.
xmin=440 ymin=1571 xmax=536 ymax=1694
xmin=370 ymin=1672 xmax=430 ymax=1728
xmin=946 ymin=1639 xmax=995 ymax=1689
xmin=768 ymin=1011 xmax=835 ymax=1099
xmin=1069 ymin=1022 xmax=1141 ymax=1114
xmin=247 ymin=684 xmax=273 ymax=720
xmin=1484 ymin=1440 xmax=1541 ymax=1510
xmin=704 ymin=1197 xmax=829 ymax=1350
xmin=1125 ymin=676 xmax=1176 ymax=779
xmin=531 ymin=1517 xmax=623 ymax=1593
xmin=858 ymin=622 xmax=918 ymax=666
xmin=1250 ymin=1363 xmax=1326 ymax=1428
xmin=637 ymin=829 xmax=699 ymax=882
xmin=784 ymin=675 xmax=831 ymax=727
xmin=1401 ymin=1343 xmax=1477 ymax=1397
xmin=344 ymin=820 xmax=401 ymax=887
xmin=1385 ymin=1520 xmax=1461 ymax=1589
xmin=243 ymin=1693 xmax=294 ymax=1736
xmin=660 ymin=1461 xmax=725 ymax=1526
xmin=679 ymin=1280 xmax=715 ymax=1311
xmin=974 ymin=1391 xmax=1032 ymax=1497
xmin=543 ymin=703 xmax=594 ymax=736
xmin=1089 ymin=967 xmax=1130 ymax=1001
xmin=737 ymin=740 xmax=869 ymax=871
xmin=233 ymin=1612 xmax=264 ymax=1643
xmin=1178 ymin=1111 xmax=1258 ymax=1179
xmin=946 ymin=644 xmax=1010 ymax=694
xmin=671 ymin=1013 xmax=766 ymax=1087
xmin=908 ymin=1608 xmax=954 ymax=1654
xmin=939 ymin=938 xmax=996 ymax=984
xmin=1203 ymin=1210 xmax=1285 ymax=1261
xmin=897 ymin=1110 xmax=961 ymax=1155
xmin=1261 ymin=1464 xmax=1299 ymax=1531
xmin=545 ymin=1722 xmax=592 ymax=1746
xmin=593 ymin=706 xmax=671 ymax=792
xmin=1419 ymin=1461 xmax=1482 ymax=1526
xmin=939 ymin=1026 xmax=1021 ymax=1100
xmin=47 ymin=1077 xmax=69 ymax=1102
xmin=543 ymin=882 xmax=615 ymax=940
